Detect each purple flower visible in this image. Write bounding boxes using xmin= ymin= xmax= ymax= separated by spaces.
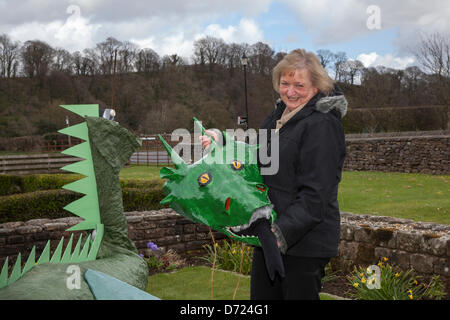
xmin=139 ymin=253 xmax=144 ymax=258
xmin=147 ymin=241 xmax=158 ymax=251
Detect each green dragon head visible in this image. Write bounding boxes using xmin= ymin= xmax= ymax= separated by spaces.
xmin=158 ymin=118 xmax=277 ymax=247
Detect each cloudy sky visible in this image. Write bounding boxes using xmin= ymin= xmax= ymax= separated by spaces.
xmin=1 ymin=0 xmax=449 ymax=69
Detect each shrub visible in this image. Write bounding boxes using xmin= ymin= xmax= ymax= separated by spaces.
xmin=0 ymin=187 xmax=168 ymax=223
xmin=347 ymin=258 xmax=445 ymax=300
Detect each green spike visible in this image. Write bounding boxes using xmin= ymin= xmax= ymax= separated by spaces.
xmin=61 ymin=141 xmax=91 ymax=160
xmin=66 ymin=220 xmax=97 ymax=232
xmin=60 ymin=104 xmax=99 ymax=118
xmin=193 ymin=117 xmax=206 ymax=135
xmin=37 ymin=240 xmax=51 ymax=265
xmin=60 ymin=159 xmax=92 ymax=176
xmin=63 ymin=194 xmax=100 ymax=225
xmin=8 ymin=253 xmax=22 ymax=285
xmin=50 ymin=237 xmax=64 ymax=263
xmin=157 ymin=134 xmax=187 ymax=170
xmin=61 ymin=234 xmax=74 ymax=263
xmin=22 ymin=246 xmax=36 ymax=275
xmin=58 ymin=122 xmax=89 ymax=141
xmin=0 ymin=257 xmax=9 ymax=289
xmin=160 ymin=194 xmax=175 ymax=205
xmin=87 ymin=225 xmax=104 ymax=260
xmin=62 ymin=176 xmax=96 ymax=196
xmin=70 ymin=234 xmax=83 ymax=262
xmin=78 ymin=234 xmax=91 ymax=261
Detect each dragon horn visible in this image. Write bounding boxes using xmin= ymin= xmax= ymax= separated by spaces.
xmin=158 ymin=134 xmax=188 ymax=170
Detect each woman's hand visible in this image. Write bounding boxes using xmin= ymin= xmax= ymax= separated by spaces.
xmin=199 ymin=130 xmax=218 ymax=149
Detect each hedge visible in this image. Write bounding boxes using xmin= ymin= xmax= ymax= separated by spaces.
xmin=0 ymin=187 xmax=168 ymax=224
xmin=0 ymin=174 xmax=163 ymax=196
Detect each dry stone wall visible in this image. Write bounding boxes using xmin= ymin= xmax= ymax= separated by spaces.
xmin=0 ymin=209 xmax=448 ymax=290
xmin=344 ymin=133 xmax=449 ymax=174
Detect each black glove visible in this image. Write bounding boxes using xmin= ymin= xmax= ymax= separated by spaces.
xmin=236 ymin=218 xmax=285 ymax=282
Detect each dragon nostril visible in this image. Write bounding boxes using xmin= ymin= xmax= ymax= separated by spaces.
xmin=256 ymin=184 xmax=266 ymax=192
xmin=225 ymin=197 xmax=231 ymax=211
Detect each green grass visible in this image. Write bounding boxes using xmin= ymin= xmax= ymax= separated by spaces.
xmin=122 ymin=166 xmax=449 ymax=225
xmin=146 ymin=266 xmax=338 ymax=300
xmin=338 ymin=171 xmax=449 ymax=225
xmin=120 ymin=164 xmax=170 ymax=180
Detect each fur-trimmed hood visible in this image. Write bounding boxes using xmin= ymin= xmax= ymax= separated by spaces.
xmin=315 ymin=84 xmax=348 ymax=118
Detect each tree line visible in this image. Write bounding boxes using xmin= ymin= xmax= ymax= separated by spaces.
xmin=0 ymin=32 xmax=448 ymax=140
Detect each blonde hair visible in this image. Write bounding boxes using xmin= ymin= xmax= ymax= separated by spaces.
xmin=272 ymin=49 xmax=334 ymax=96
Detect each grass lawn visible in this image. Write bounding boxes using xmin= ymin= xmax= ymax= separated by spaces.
xmin=121 ymin=165 xmax=449 ymax=225
xmin=338 ymin=171 xmax=449 ymax=225
xmin=146 ymin=266 xmax=338 ymax=300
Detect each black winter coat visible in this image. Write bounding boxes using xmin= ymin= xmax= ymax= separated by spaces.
xmin=259 ymin=85 xmax=347 ymax=257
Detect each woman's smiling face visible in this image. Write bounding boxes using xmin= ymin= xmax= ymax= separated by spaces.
xmin=279 ymin=69 xmax=319 ymax=112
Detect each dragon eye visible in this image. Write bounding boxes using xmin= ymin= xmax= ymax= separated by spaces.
xmin=198 ymin=172 xmax=212 ymax=186
xmin=230 ymin=160 xmax=243 ymax=171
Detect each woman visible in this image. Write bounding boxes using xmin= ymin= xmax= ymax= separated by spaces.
xmin=201 ymin=49 xmax=347 ymax=300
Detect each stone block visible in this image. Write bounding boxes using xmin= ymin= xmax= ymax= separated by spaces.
xmin=410 ymin=253 xmax=435 ymax=274
xmin=371 ymin=228 xmax=397 ymax=248
xmin=434 ymin=258 xmax=450 ymax=277
xmin=43 ymin=223 xmax=67 ymax=231
xmin=16 ymin=225 xmax=43 ymax=234
xmin=340 ymin=224 xmax=354 ymax=241
xmin=354 ymin=226 xmax=372 ymax=243
xmin=338 ymin=241 xmax=358 ymax=261
xmin=7 ymin=235 xmax=24 ymax=245
xmin=396 ymin=231 xmax=421 ymax=252
xmin=420 ymin=235 xmax=448 ymax=256
xmin=374 ymin=247 xmax=393 ymax=261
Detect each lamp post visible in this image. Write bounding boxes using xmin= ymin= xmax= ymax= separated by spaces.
xmin=241 ymin=53 xmax=249 ymax=131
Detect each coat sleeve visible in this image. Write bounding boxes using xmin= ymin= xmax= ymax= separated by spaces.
xmin=272 ymin=116 xmax=344 ymax=253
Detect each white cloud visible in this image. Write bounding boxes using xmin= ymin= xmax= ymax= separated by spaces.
xmin=357 ymin=52 xmax=415 ymax=70
xmin=280 ymin=0 xmax=450 ymax=50
xmin=200 ymin=18 xmax=264 ymax=44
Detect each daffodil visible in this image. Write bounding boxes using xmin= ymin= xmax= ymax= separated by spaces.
xmin=361 ymin=277 xmax=366 ymax=284
xmin=353 ymin=283 xmax=359 ymax=288
xmin=360 ymin=273 xmax=364 ymax=277
xmin=409 ymin=294 xmax=413 ymax=300
xmin=383 ymin=257 xmax=388 ymax=262
xmin=413 ymin=280 xmax=419 ymax=285
xmin=395 ymin=272 xmax=400 ymax=277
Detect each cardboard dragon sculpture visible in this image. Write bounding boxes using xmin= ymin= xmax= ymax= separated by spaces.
xmin=0 ymin=105 xmax=158 ymax=300
xmin=158 ymin=118 xmax=285 ymax=281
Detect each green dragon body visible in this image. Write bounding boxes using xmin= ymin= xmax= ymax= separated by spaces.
xmin=0 ymin=105 xmax=151 ymax=299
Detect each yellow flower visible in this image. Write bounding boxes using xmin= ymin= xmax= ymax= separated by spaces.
xmin=377 ymin=262 xmax=383 ymax=267
xmin=359 ymin=273 xmax=364 ymax=277
xmin=408 ymin=289 xmax=413 ymax=294
xmin=232 ymin=249 xmax=236 ymax=254
xmin=409 ymin=294 xmax=413 ymax=300
xmin=395 ymin=272 xmax=400 ymax=277
xmin=413 ymin=280 xmax=419 ymax=285
xmin=361 ymin=277 xmax=366 ymax=284
xmin=353 ymin=283 xmax=359 ymax=288
xmin=383 ymin=257 xmax=388 ymax=262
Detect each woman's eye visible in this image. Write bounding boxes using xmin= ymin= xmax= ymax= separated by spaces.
xmin=231 ymin=160 xmax=244 ymax=171
xmin=198 ymin=172 xmax=212 ymax=186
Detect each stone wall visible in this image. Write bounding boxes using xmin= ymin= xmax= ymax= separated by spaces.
xmin=0 ymin=209 xmax=448 ymax=292
xmin=344 ymin=133 xmax=449 ymax=174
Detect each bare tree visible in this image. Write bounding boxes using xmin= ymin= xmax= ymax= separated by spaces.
xmin=53 ymin=48 xmax=73 ymax=73
xmin=248 ymin=41 xmax=275 ymax=75
xmin=332 ymin=51 xmax=347 ymax=81
xmin=316 ymin=49 xmax=334 ymax=69
xmin=412 ymin=32 xmax=450 ymax=77
xmin=118 ymin=41 xmax=138 ymax=73
xmin=193 ymin=36 xmax=226 ymax=70
xmin=21 ymin=40 xmax=54 ymax=78
xmin=135 ymin=48 xmax=160 ymax=73
xmin=96 ymin=37 xmax=123 ymax=75
xmin=0 ymin=34 xmax=20 ymax=78
xmin=342 ymin=60 xmax=365 ymax=84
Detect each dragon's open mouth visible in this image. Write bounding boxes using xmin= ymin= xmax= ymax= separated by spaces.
xmin=225 ymin=206 xmax=272 ymax=237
